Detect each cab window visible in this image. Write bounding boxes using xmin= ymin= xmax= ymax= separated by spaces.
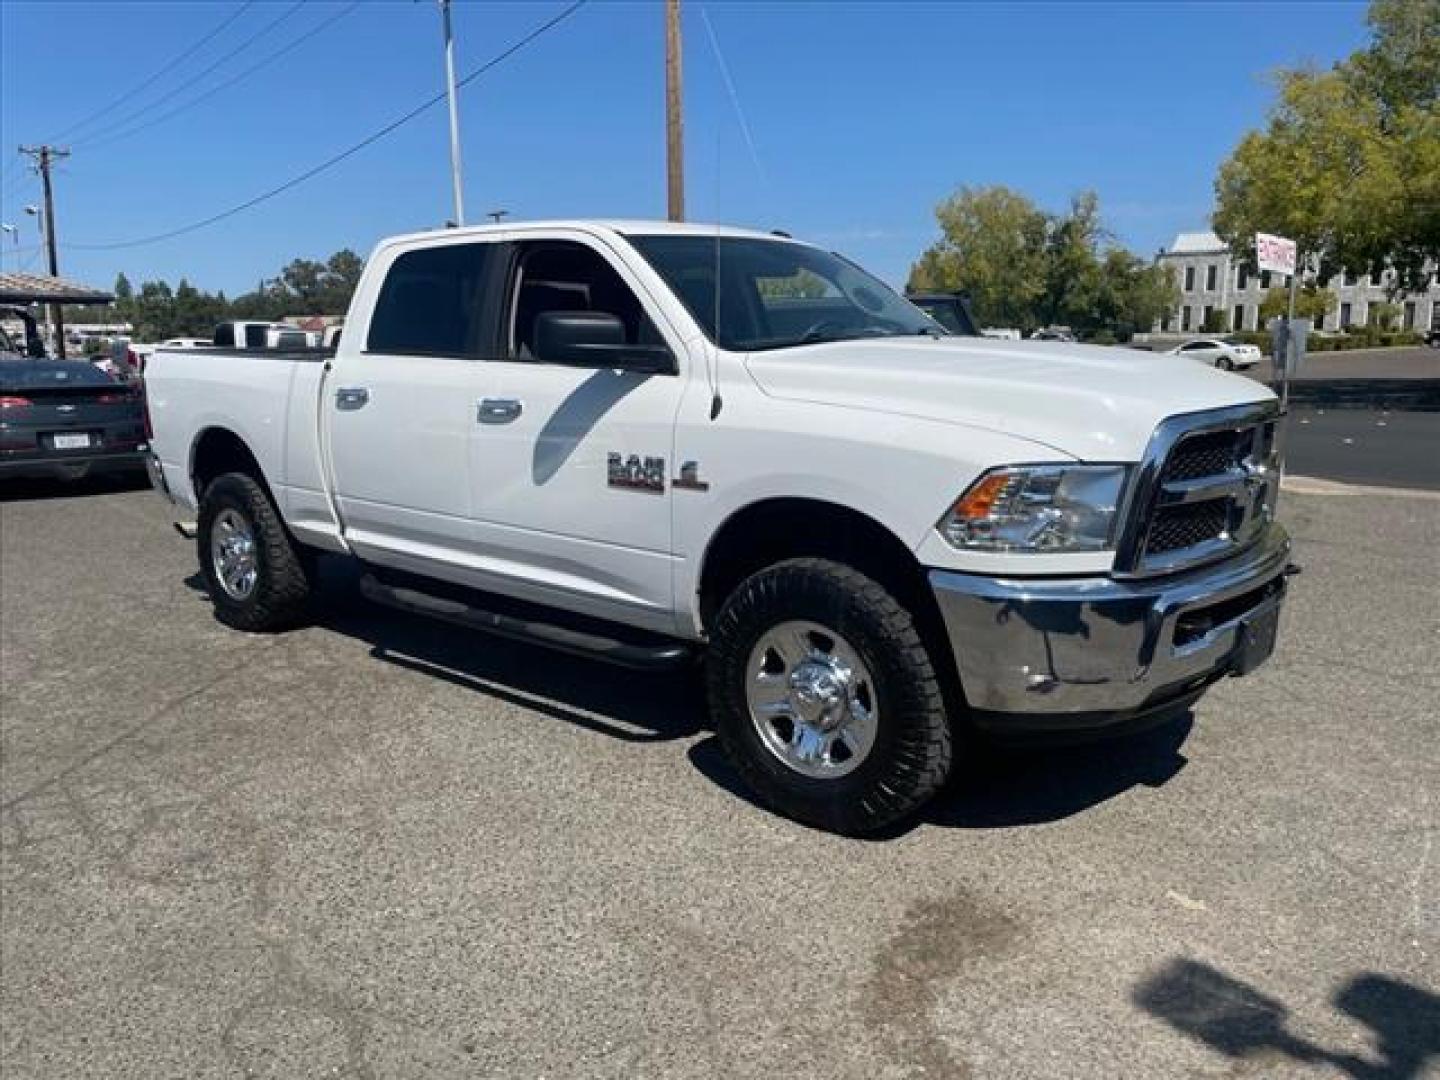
xmin=505 ymin=240 xmax=663 ymax=362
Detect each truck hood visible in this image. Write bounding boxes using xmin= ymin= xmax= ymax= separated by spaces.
xmin=743 ymin=337 xmax=1276 ymax=461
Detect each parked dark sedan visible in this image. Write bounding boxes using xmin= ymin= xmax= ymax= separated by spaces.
xmin=0 ymin=352 xmax=147 ymax=480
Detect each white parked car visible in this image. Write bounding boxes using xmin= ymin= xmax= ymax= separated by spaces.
xmin=144 ymin=220 xmax=1291 ymax=835
xmin=1168 ymin=338 xmax=1261 ymax=371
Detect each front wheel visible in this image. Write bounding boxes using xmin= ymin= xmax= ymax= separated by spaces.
xmin=1216 ymin=356 xmax=1234 ymax=370
xmin=197 ymin=472 xmax=313 ymax=632
xmin=706 ymin=558 xmax=953 ymax=835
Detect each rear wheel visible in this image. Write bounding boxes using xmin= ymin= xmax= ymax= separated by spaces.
xmin=706 ymin=558 xmax=952 ymax=835
xmin=197 ymin=472 xmax=312 ymax=631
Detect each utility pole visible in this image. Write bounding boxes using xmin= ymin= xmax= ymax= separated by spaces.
xmin=438 ymin=0 xmax=466 ymax=227
xmin=19 ymin=145 xmax=70 ymax=358
xmin=665 ymin=0 xmax=684 ymax=221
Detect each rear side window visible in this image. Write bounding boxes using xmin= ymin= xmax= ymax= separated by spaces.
xmin=368 ymin=243 xmax=500 ymax=356
xmin=244 ymin=324 xmax=268 ymax=348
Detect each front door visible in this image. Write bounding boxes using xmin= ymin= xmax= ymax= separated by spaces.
xmin=325 ymin=239 xmax=502 ymax=570
xmin=465 ymin=234 xmax=688 ymax=632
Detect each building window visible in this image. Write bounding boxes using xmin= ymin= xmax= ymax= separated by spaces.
xmin=1237 ymin=267 xmax=1249 ymax=290
xmin=1232 ymin=305 xmax=1245 ymax=331
xmin=1205 ymin=265 xmax=1218 ymax=291
xmin=1431 ymin=303 xmax=1440 ymax=332
xmin=1261 ymin=270 xmax=1272 ymax=289
xmin=1403 ymin=302 xmax=1417 ymax=329
xmin=1181 ymin=306 xmax=1192 ymax=332
xmin=1184 ymin=266 xmax=1196 ymax=291
xmin=1340 ymin=302 xmax=1353 ymax=328
xmin=1202 ymin=304 xmax=1215 ymax=328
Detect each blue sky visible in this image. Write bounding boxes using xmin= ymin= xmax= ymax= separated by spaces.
xmin=1 ymin=0 xmax=1370 ymax=296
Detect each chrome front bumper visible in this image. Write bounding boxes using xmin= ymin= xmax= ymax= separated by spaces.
xmin=930 ymin=524 xmax=1291 ymax=731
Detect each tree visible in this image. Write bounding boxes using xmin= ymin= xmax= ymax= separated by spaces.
xmin=908 ymin=185 xmax=1049 ymax=331
xmin=113 ymin=272 xmax=133 ymax=302
xmin=1258 ymin=285 xmax=1337 ymax=323
xmin=908 ymin=186 xmax=1177 ymax=337
xmin=1368 ymin=300 xmax=1401 ymax=328
xmin=1213 ymin=0 xmax=1440 ymax=294
xmin=1201 ymin=308 xmax=1229 ymax=334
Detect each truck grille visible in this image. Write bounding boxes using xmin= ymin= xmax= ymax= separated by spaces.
xmin=1146 ymin=501 xmax=1231 ymax=554
xmin=1160 ymin=429 xmax=1247 ymax=482
xmin=1115 ymin=403 xmax=1281 ymax=577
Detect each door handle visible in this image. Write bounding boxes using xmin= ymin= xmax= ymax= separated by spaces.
xmin=335 ymin=386 xmax=369 ymax=410
xmin=477 ymin=398 xmax=522 ymax=424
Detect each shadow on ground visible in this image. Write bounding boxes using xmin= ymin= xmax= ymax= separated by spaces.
xmin=186 ymin=555 xmax=1197 ymax=833
xmin=0 ymin=471 xmax=149 ymax=503
xmin=1135 ymin=958 xmax=1439 ymax=1079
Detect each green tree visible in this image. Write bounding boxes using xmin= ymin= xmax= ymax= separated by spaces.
xmin=1258 ymin=285 xmax=1337 ymax=323
xmin=908 ymin=185 xmax=1049 ymax=331
xmin=1213 ymin=0 xmax=1440 ymax=294
xmin=1368 ymin=300 xmax=1401 ymax=328
xmin=909 ymin=186 xmax=1177 ymax=336
xmin=113 ymin=272 xmax=133 ymax=302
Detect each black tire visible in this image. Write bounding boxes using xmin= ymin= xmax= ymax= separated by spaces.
xmin=197 ymin=471 xmax=312 ymax=632
xmin=1217 ymin=357 xmax=1233 ymax=370
xmin=706 ymin=558 xmax=952 ymax=835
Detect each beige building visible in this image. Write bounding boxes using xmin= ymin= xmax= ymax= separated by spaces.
xmin=1153 ymin=231 xmax=1440 ymax=335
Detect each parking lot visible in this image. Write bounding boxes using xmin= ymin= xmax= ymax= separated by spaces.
xmin=2 ymin=476 xmax=1437 ymax=1079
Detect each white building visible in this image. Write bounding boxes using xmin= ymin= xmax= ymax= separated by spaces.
xmin=1153 ymin=231 xmax=1440 ymax=335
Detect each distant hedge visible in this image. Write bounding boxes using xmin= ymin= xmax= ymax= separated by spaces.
xmin=1229 ymin=328 xmax=1424 ymax=355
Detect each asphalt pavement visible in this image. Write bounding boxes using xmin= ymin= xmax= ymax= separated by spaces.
xmin=1285 ymin=408 xmax=1440 ymax=491
xmin=2 ymin=477 xmax=1437 ymax=1079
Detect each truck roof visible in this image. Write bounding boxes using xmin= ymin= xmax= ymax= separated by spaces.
xmin=378 ymin=219 xmax=798 ymax=247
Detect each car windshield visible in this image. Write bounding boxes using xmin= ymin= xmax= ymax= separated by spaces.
xmin=626 ymin=234 xmax=936 ymax=352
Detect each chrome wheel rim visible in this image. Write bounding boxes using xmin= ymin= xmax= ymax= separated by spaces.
xmin=745 ymin=620 xmax=878 ymax=779
xmin=210 ymin=508 xmax=259 ymax=601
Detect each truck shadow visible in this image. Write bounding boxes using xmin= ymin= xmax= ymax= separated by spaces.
xmin=688 ymin=711 xmax=1193 ymax=837
xmin=188 ymin=557 xmax=1195 ymax=829
xmin=307 ymin=558 xmax=705 ymax=744
xmin=1134 ymin=958 xmax=1439 ymax=1079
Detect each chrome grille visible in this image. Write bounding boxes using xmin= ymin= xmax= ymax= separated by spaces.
xmin=1114 ymin=402 xmax=1281 ymax=578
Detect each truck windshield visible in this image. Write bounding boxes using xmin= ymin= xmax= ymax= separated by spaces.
xmin=626 ymin=234 xmax=936 ymax=352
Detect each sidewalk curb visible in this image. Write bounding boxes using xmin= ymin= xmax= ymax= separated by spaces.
xmin=1282 ymin=474 xmax=1440 ymax=500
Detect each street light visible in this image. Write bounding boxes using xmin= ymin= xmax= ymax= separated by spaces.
xmin=23 ymin=205 xmax=56 ymax=349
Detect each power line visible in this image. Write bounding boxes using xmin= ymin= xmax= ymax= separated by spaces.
xmin=67 ymin=1 xmax=589 ymax=252
xmin=47 ymin=2 xmax=258 ymax=144
xmin=71 ymin=1 xmax=307 ymax=150
xmin=82 ymin=2 xmax=364 ymax=151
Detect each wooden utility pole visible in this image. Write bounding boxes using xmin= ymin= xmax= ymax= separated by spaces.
xmin=19 ymin=144 xmax=70 ymax=358
xmin=665 ymin=0 xmax=684 ymax=221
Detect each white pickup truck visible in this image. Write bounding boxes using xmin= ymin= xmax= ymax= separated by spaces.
xmin=145 ymin=220 xmax=1292 ymax=834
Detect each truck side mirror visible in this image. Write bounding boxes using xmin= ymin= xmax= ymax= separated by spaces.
xmin=532 ymin=311 xmax=674 ymax=374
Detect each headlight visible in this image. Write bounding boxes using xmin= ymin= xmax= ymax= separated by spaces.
xmin=938 ymin=465 xmax=1128 ymax=552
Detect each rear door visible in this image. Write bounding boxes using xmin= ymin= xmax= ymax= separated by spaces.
xmin=464 ymin=232 xmax=688 ymax=631
xmin=324 ymin=239 xmax=504 ymax=571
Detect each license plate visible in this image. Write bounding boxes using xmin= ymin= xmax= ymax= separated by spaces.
xmin=1232 ymin=603 xmax=1280 ymax=675
xmin=52 ymin=433 xmax=92 ymax=450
